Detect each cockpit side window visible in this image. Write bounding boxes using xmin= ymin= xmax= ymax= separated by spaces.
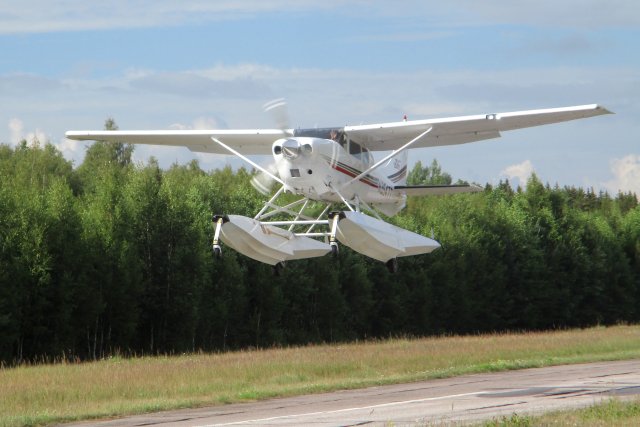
xmin=348 ymin=141 xmax=372 ymax=166
xmin=365 ymin=148 xmax=374 ymax=166
xmin=349 ymin=140 xmax=362 ymax=156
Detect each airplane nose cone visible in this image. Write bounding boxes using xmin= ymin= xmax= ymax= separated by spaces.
xmin=281 ymin=139 xmax=301 ymax=159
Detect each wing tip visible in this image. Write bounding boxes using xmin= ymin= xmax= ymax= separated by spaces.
xmin=595 ymin=104 xmax=614 ymax=115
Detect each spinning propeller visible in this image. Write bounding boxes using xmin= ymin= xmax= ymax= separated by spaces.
xmin=263 ymin=97 xmax=290 ymax=131
xmin=250 ymin=98 xmax=292 ymax=195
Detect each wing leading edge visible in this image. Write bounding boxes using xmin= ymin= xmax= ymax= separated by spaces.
xmin=66 ymin=104 xmax=611 ymax=155
xmin=345 ymin=104 xmax=612 ymax=152
xmin=65 ymin=129 xmax=289 ymax=155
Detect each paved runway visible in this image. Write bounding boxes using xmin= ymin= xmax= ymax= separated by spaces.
xmin=67 ymin=359 xmax=640 ymax=426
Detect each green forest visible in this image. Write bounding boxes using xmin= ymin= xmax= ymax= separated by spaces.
xmin=1 ymin=123 xmax=639 ymax=364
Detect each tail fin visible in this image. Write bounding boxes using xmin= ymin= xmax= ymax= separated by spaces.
xmin=383 ymin=150 xmax=408 ymax=186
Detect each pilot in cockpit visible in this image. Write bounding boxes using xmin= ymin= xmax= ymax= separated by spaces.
xmin=330 ymin=130 xmax=347 ymax=148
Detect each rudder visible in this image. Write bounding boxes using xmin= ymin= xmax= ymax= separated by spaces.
xmin=384 ymin=150 xmax=408 ymax=186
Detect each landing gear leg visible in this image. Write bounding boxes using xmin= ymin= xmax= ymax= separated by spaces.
xmin=330 ymin=242 xmax=339 ymax=258
xmin=213 ymin=245 xmax=222 ymax=258
xmin=212 ymin=215 xmax=225 ymax=259
xmin=385 ymin=257 xmax=399 ymax=274
xmin=328 ymin=212 xmax=341 ymax=259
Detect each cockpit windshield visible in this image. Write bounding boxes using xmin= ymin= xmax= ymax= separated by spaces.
xmin=293 ymin=127 xmax=372 ymax=165
xmin=294 ymin=127 xmax=345 ymax=146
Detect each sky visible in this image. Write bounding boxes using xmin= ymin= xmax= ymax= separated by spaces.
xmin=1 ymin=0 xmax=639 ymax=194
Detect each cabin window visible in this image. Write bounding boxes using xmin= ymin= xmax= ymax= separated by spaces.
xmin=348 ymin=141 xmax=372 ymax=166
xmin=349 ymin=140 xmax=362 ymax=156
xmin=364 ymin=149 xmax=374 ymax=166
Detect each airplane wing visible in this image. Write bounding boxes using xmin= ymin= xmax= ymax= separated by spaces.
xmin=344 ymin=104 xmax=612 ymax=152
xmin=392 ymin=184 xmax=483 ymax=197
xmin=67 ymin=104 xmax=611 ymax=155
xmin=65 ymin=129 xmax=290 ymax=155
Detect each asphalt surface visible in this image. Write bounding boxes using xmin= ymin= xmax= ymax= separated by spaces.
xmin=65 ymin=359 xmax=640 ymax=426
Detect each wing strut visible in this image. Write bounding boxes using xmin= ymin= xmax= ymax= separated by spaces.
xmin=340 ymin=127 xmax=433 ymax=190
xmin=210 ymin=137 xmax=284 ymax=185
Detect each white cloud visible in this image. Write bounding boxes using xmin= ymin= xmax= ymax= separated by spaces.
xmin=603 ymin=154 xmax=640 ymax=196
xmin=7 ymin=118 xmax=47 ymax=146
xmin=55 ymin=138 xmax=87 ymax=166
xmin=7 ymin=118 xmax=83 ymax=165
xmin=347 ymin=31 xmax=455 ymax=43
xmin=501 ymin=160 xmax=535 ymax=188
xmin=452 ymin=0 xmax=640 ymax=28
xmin=26 ymin=129 xmax=48 ymax=145
xmin=200 ymin=64 xmax=283 ymax=81
xmin=169 ymin=117 xmax=228 ymax=130
xmin=0 ymin=0 xmax=339 ymax=34
xmin=402 ymin=102 xmax=478 ymax=118
xmin=0 ymin=73 xmax=63 ymax=94
xmin=4 ymin=1 xmax=637 ymax=36
xmin=192 ymin=117 xmax=227 ymax=130
xmin=8 ymin=118 xmax=24 ymax=145
xmin=129 ymin=71 xmax=271 ymax=99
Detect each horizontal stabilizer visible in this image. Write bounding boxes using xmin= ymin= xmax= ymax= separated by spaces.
xmin=393 ymin=184 xmax=483 ymax=197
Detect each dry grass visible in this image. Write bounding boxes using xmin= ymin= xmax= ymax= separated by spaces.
xmin=2 ymin=325 xmax=640 ymax=427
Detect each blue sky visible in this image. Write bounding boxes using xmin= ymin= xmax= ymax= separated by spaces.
xmin=1 ymin=0 xmax=639 ymax=194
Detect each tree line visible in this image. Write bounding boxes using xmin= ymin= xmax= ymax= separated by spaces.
xmin=1 ymin=127 xmax=639 ymax=364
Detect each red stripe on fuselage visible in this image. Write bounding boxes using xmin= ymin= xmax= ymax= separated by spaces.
xmin=332 ymin=164 xmax=379 ymax=189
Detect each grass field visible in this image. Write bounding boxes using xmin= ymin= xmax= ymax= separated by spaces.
xmin=2 ymin=325 xmax=640 ymax=427
xmin=484 ymin=397 xmax=640 ymax=426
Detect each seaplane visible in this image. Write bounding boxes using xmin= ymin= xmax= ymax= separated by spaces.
xmin=67 ymin=102 xmax=611 ymax=273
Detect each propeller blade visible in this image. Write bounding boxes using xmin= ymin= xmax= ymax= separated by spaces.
xmin=246 ymin=98 xmax=295 ymax=196
xmin=251 ymin=163 xmax=280 ymax=196
xmin=263 ymin=98 xmax=290 ymax=133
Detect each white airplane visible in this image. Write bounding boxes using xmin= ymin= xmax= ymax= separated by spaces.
xmin=67 ymin=102 xmax=611 ymax=273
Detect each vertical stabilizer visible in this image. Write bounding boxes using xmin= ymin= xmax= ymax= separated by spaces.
xmin=384 ymin=150 xmax=408 ymax=186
